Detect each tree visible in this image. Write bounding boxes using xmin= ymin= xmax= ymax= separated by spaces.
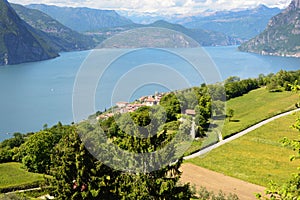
xmin=49 ymin=127 xmax=120 ymax=199
xmin=16 ymin=131 xmax=54 ymax=173
xmin=227 ymin=109 xmax=234 ymax=122
xmin=0 ymin=147 xmax=14 ymax=163
xmin=0 ymin=133 xmax=25 ymax=163
xmin=0 ymin=133 xmax=25 ymax=149
xmin=225 ymin=78 xmax=259 ymax=99
xmin=51 ymin=111 xmax=193 ymax=199
xmin=267 ymin=78 xmax=281 ymax=92
xmin=258 ymin=74 xmax=267 ymax=86
xmin=15 ymin=123 xmax=71 ymax=173
xmin=225 ymin=76 xmax=241 ymax=84
xmin=212 ymin=100 xmax=225 ymax=116
xmin=160 ymin=93 xmax=181 ymax=122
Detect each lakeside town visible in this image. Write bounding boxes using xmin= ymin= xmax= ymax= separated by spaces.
xmin=96 ymin=92 xmax=164 ymax=120
xmin=96 ymin=92 xmax=197 ymax=120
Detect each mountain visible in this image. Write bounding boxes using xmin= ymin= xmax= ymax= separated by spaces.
xmin=99 ymin=25 xmax=200 ymax=48
xmin=239 ymin=0 xmax=300 ymax=57
xmin=27 ymin=4 xmax=134 ymax=33
xmin=119 ymin=5 xmax=281 ymax=40
xmin=11 ymin=4 xmax=96 ymax=52
xmin=117 ymin=10 xmax=175 ymax=24
xmin=0 ymin=0 xmax=58 ymax=65
xmin=182 ymin=5 xmax=281 ymax=40
xmin=148 ymin=20 xmax=241 ymax=46
xmin=91 ymin=20 xmax=241 ymax=47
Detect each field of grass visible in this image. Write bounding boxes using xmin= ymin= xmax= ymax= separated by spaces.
xmin=0 ymin=162 xmax=45 ymax=192
xmin=222 ymin=88 xmax=299 ymax=138
xmin=188 ymin=111 xmax=300 ymax=187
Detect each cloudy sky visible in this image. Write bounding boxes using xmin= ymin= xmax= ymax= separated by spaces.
xmin=9 ymin=0 xmax=292 ymax=15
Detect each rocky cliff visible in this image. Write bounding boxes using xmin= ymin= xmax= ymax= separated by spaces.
xmin=239 ymin=0 xmax=300 ymax=57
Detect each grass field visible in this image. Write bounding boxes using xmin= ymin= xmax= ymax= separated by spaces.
xmin=222 ymin=88 xmax=299 ymax=138
xmin=0 ymin=162 xmax=45 ymax=192
xmin=188 ymin=111 xmax=300 ymax=187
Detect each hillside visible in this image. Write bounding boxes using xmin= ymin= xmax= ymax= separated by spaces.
xmin=12 ymin=4 xmax=96 ymax=52
xmin=0 ymin=0 xmax=58 ymax=65
xmin=94 ymin=20 xmax=241 ymax=47
xmin=183 ymin=5 xmax=281 ymax=40
xmin=27 ymin=4 xmax=134 ymax=33
xmin=239 ymin=0 xmax=300 ymax=57
xmin=149 ymin=20 xmax=241 ymax=46
xmin=188 ymin=111 xmax=300 ymax=187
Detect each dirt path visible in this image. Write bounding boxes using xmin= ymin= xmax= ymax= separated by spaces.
xmin=181 ymin=163 xmax=265 ymax=200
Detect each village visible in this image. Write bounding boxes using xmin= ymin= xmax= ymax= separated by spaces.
xmin=96 ymin=91 xmax=197 ymax=120
xmin=96 ymin=92 xmax=164 ymax=120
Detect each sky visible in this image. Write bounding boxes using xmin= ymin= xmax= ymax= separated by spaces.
xmin=9 ymin=0 xmax=292 ymax=15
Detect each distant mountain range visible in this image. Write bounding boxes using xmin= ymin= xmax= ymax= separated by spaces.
xmin=0 ymin=1 xmax=291 ymax=65
xmin=23 ymin=4 xmax=242 ymax=46
xmin=0 ymin=0 xmax=58 ymax=65
xmin=27 ymin=4 xmax=134 ymax=33
xmin=119 ymin=5 xmax=282 ymax=40
xmin=139 ymin=20 xmax=241 ymax=46
xmin=96 ymin=20 xmax=241 ymax=47
xmin=182 ymin=5 xmax=282 ymax=40
xmin=239 ymin=0 xmax=300 ymax=57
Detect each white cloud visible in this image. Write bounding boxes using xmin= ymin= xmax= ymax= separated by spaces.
xmin=8 ymin=0 xmax=292 ymax=15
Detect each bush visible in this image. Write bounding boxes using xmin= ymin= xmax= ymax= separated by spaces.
xmin=195 ymin=186 xmax=239 ymax=200
xmin=0 ymin=193 xmax=29 ymax=200
xmin=0 ymin=181 xmax=42 ymax=193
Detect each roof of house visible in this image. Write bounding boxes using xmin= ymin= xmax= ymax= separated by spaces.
xmin=185 ymin=109 xmax=196 ymax=115
xmin=116 ymin=101 xmax=129 ymax=105
xmin=145 ymin=97 xmax=156 ymax=102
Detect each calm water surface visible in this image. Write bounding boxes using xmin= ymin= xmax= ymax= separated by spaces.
xmin=0 ymin=46 xmax=299 ymax=140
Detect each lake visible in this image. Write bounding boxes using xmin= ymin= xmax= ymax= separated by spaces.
xmin=0 ymin=46 xmax=299 ymax=141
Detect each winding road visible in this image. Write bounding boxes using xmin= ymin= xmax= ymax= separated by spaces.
xmin=184 ymin=108 xmax=300 ymax=160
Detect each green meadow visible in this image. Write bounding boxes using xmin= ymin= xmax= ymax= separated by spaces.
xmin=188 ymin=111 xmax=300 ymax=187
xmin=0 ymin=162 xmax=44 ymax=192
xmin=222 ymin=88 xmax=299 ymax=138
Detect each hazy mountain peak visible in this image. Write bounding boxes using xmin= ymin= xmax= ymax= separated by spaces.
xmin=151 ymin=20 xmax=172 ymax=25
xmin=255 ymin=4 xmax=268 ymax=10
xmin=182 ymin=5 xmax=281 ymax=40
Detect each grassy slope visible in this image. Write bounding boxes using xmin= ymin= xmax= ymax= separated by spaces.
xmin=0 ymin=162 xmax=44 ymax=190
xmin=188 ymin=111 xmax=300 ymax=187
xmin=222 ymin=88 xmax=299 ymax=138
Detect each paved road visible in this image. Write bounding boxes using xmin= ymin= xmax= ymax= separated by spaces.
xmin=184 ymin=108 xmax=300 ymax=160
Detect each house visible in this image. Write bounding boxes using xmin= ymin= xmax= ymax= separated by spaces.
xmin=96 ymin=113 xmax=114 ymax=120
xmin=144 ymin=97 xmax=157 ymax=106
xmin=185 ymin=109 xmax=196 ymax=116
xmin=139 ymin=96 xmax=147 ymax=102
xmin=116 ymin=102 xmax=129 ymax=108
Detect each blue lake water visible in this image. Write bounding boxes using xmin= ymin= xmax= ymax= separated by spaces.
xmin=0 ymin=46 xmax=299 ymax=141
